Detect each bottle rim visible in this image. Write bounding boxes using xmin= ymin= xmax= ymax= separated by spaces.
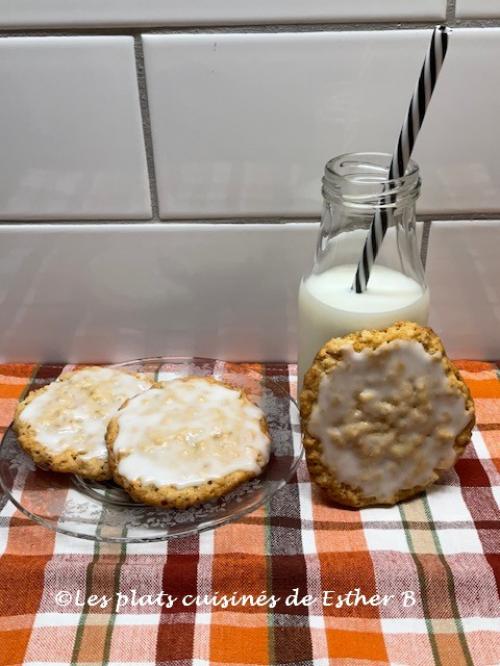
xmin=323 ymin=152 xmax=420 ymax=208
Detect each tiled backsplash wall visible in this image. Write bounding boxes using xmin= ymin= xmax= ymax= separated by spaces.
xmin=0 ymin=3 xmax=498 ymax=361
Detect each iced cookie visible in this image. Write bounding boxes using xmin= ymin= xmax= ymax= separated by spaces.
xmin=300 ymin=321 xmax=475 ymax=508
xmin=106 ymin=376 xmax=271 ymax=508
xmin=14 ymin=366 xmax=153 ymax=480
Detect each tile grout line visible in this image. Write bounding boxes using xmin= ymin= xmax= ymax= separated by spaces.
xmin=447 ymin=0 xmax=457 ymax=23
xmin=1 ymin=16 xmax=500 ymax=37
xmin=0 ymin=214 xmax=499 ymax=227
xmin=136 ymin=18 xmax=500 ymax=31
xmin=133 ymin=35 xmax=160 ymax=219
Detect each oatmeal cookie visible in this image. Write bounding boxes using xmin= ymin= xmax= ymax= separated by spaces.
xmin=300 ymin=321 xmax=475 ymax=508
xmin=14 ymin=366 xmax=153 ymax=480
xmin=106 ymin=376 xmax=271 ymax=508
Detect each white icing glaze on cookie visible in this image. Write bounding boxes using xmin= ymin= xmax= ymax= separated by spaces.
xmin=112 ymin=378 xmax=271 ymax=488
xmin=308 ymin=340 xmax=472 ymax=502
xmin=19 ymin=367 xmax=152 ymax=460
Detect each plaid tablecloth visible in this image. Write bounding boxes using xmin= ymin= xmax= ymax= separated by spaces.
xmin=0 ymin=361 xmax=499 ymax=666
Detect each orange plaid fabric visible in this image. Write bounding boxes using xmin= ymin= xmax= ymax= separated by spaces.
xmin=0 ymin=361 xmax=499 ymax=666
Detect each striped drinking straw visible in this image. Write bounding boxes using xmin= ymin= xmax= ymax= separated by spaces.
xmin=353 ymin=25 xmax=450 ymax=293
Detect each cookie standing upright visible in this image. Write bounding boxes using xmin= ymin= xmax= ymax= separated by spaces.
xmin=300 ymin=321 xmax=475 ymax=508
xmin=14 ymin=366 xmax=153 ymax=480
xmin=106 ymin=376 xmax=272 ymax=508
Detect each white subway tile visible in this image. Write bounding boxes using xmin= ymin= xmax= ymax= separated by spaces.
xmin=0 ymin=0 xmax=446 ymax=29
xmin=144 ymin=31 xmax=429 ymax=218
xmin=426 ymin=220 xmax=500 ymax=359
xmin=456 ymin=0 xmax=500 ymax=18
xmin=0 ymin=37 xmax=151 ymax=220
xmin=413 ymin=29 xmax=500 ymax=215
xmin=144 ymin=29 xmax=500 ymax=219
xmin=0 ymin=221 xmax=429 ymax=363
xmin=0 ymin=223 xmax=317 ymax=362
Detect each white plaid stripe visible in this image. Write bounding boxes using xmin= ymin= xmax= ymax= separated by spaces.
xmin=426 ymin=485 xmax=475 ymax=523
xmin=492 ymin=485 xmax=500 ymax=510
xmin=298 ymin=483 xmax=318 ymax=556
xmin=472 ymin=430 xmax=491 ymax=459
xmin=298 ymin=481 xmax=328 ymax=661
xmin=126 ymin=538 xmax=169 ymax=556
xmin=54 ymin=524 xmax=95 ymax=555
xmin=362 ymin=504 xmax=409 ymax=553
xmin=361 ymin=505 xmax=403 ymax=522
xmin=114 ymin=611 xmax=163 ymax=626
xmin=363 ymin=527 xmax=410 ymax=553
xmin=34 ymin=612 xmax=81 ymax=627
xmin=305 ymin=614 xmax=327 ymax=629
xmin=382 ymin=616 xmax=500 ymax=633
xmin=472 ymin=430 xmax=499 ymax=489
xmin=294 ymin=374 xmax=317 ymax=554
xmin=462 ymin=616 xmax=500 ymax=632
xmin=434 ymin=528 xmax=484 ymax=554
xmin=0 ymin=497 xmax=17 ymax=557
xmin=192 ymin=524 xmax=214 ymax=661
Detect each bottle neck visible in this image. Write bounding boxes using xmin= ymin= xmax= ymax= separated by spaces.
xmin=313 ymin=153 xmax=424 ymax=288
xmin=322 ymin=154 xmax=421 ymax=219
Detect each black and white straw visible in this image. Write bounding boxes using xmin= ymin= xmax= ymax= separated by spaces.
xmin=353 ymin=25 xmax=450 ymax=293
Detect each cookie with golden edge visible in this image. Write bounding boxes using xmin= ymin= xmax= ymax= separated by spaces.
xmin=14 ymin=366 xmax=153 ymax=481
xmin=300 ymin=321 xmax=475 ymax=508
xmin=106 ymin=376 xmax=271 ymax=509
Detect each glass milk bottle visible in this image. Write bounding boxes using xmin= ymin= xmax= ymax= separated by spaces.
xmin=298 ymin=152 xmax=429 ymax=388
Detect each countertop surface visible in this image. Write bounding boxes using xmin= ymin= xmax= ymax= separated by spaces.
xmin=0 ymin=361 xmax=499 ymax=666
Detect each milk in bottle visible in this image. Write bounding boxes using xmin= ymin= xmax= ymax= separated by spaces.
xmin=298 ymin=153 xmax=429 ymax=388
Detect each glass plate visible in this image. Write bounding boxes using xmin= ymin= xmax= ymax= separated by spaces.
xmin=0 ymin=357 xmax=303 ymax=543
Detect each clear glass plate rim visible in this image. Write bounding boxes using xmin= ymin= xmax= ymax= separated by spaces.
xmin=0 ymin=434 xmax=303 ymax=544
xmin=0 ymin=445 xmax=302 ymax=543
xmin=0 ymin=357 xmax=303 ymax=543
xmin=110 ymin=355 xmax=299 ymax=409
